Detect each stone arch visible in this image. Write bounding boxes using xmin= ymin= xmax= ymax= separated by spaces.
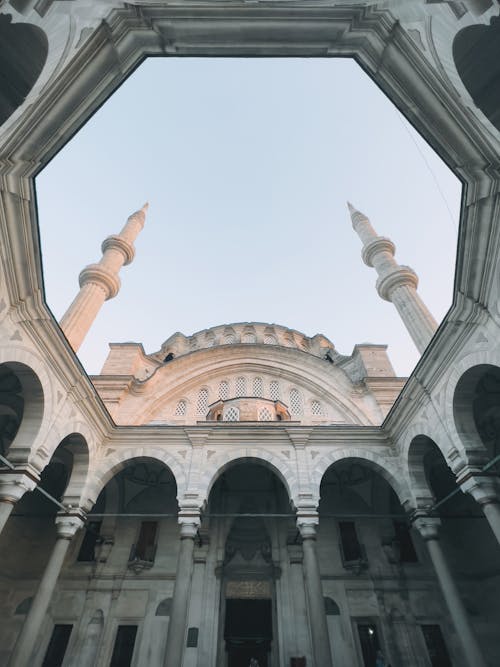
xmin=56 ymin=432 xmax=91 ymax=508
xmin=453 ymin=363 xmax=500 ymax=465
xmin=452 ymin=16 xmax=500 ymax=133
xmin=199 ymin=449 xmax=298 ymax=508
xmin=444 ymin=350 xmax=500 ymax=464
xmin=0 ymin=359 xmax=45 ymax=463
xmin=0 ymin=14 xmax=49 ymax=126
xmin=83 ymin=448 xmax=186 ymax=510
xmin=407 ymin=434 xmax=442 ymax=508
xmin=312 ymin=448 xmax=412 ymax=509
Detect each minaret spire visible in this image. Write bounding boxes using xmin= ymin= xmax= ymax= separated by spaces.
xmin=60 ymin=204 xmax=148 ymax=352
xmin=348 ymin=202 xmax=437 ymax=354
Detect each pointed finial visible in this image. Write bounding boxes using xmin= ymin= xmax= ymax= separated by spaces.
xmin=141 ymin=202 xmax=149 ymax=212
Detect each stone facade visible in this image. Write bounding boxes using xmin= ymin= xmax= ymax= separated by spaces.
xmin=1 ymin=1 xmax=500 ymax=666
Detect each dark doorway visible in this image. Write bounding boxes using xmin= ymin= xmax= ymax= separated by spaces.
xmin=225 ymin=598 xmax=272 ymax=667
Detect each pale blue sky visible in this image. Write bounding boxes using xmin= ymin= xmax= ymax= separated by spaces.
xmin=36 ymin=58 xmax=461 ymax=377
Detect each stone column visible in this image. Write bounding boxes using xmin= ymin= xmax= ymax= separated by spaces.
xmin=0 ymin=469 xmax=38 ymax=536
xmin=164 ymin=516 xmax=200 ymax=667
xmin=348 ymin=203 xmax=437 ymax=353
xmin=8 ymin=512 xmax=85 ymax=667
xmin=412 ymin=514 xmax=487 ymax=667
xmin=297 ymin=519 xmax=333 ymax=667
xmin=458 ymin=472 xmax=500 ymax=546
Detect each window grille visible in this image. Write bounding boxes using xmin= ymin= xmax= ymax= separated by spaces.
xmin=224 ymin=333 xmax=236 ymax=344
xmin=219 ymin=381 xmax=229 ymax=401
xmin=242 ymin=332 xmax=256 ymax=343
xmin=253 ymin=377 xmax=263 ymax=397
xmin=224 ymin=406 xmax=240 ymax=422
xmin=269 ymin=380 xmax=280 ymax=401
xmin=311 ymin=400 xmax=322 ymax=416
xmin=196 ymin=388 xmax=209 ymax=416
xmin=235 ymin=376 xmax=247 ymax=397
xmin=259 ymin=407 xmax=273 ymax=421
xmin=174 ymin=400 xmax=187 ymax=416
xmin=264 ymin=334 xmax=277 ymax=345
xmin=290 ymin=388 xmax=302 ymax=415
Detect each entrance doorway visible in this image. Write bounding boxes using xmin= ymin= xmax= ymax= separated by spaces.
xmin=224 ymin=599 xmax=272 ymax=667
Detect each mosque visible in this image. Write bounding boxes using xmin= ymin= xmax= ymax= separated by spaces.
xmin=0 ymin=1 xmax=500 ymax=666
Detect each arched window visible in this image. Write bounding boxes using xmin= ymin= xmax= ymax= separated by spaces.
xmin=174 ymin=400 xmax=187 ymax=416
xmin=289 ymin=388 xmax=302 ymax=415
xmin=235 ymin=377 xmax=247 ymax=397
xmin=224 ymin=406 xmax=240 ymax=422
xmin=196 ymin=388 xmax=209 ymax=416
xmin=311 ymin=400 xmax=322 ymax=416
xmin=253 ymin=377 xmax=263 ymax=397
xmin=264 ymin=334 xmax=277 ymax=345
xmin=258 ymin=407 xmax=273 ymax=421
xmin=219 ymin=381 xmax=229 ymax=401
xmin=269 ymin=380 xmax=280 ymax=401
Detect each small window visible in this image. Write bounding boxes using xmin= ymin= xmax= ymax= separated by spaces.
xmin=235 ymin=376 xmax=247 ymax=397
xmin=253 ymin=377 xmax=263 ymax=397
xmin=357 ymin=624 xmax=381 ymax=667
xmin=258 ymin=407 xmax=273 ymax=421
xmin=264 ymin=334 xmax=277 ymax=345
xmin=339 ymin=521 xmax=363 ymax=563
xmin=311 ymin=400 xmax=322 ymax=416
xmin=394 ymin=520 xmax=418 ymax=563
xmin=131 ymin=521 xmax=158 ymax=562
xmin=242 ymin=332 xmax=256 ymax=343
xmin=421 ymin=625 xmax=452 ymax=667
xmin=42 ymin=624 xmax=73 ymax=667
xmin=289 ymin=388 xmax=302 ymax=415
xmin=269 ymin=380 xmax=280 ymax=401
xmin=110 ymin=625 xmax=138 ymax=667
xmin=219 ymin=381 xmax=229 ymax=400
xmin=77 ymin=521 xmax=102 ymax=562
xmin=163 ymin=352 xmax=174 ymax=363
xmin=224 ymin=333 xmax=236 ymax=344
xmin=224 ymin=406 xmax=240 ymax=422
xmin=196 ymin=388 xmax=209 ymax=416
xmin=174 ymin=400 xmax=187 ymax=417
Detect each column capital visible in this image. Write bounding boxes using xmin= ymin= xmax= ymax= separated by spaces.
xmin=458 ymin=471 xmax=500 ymax=506
xmin=55 ymin=510 xmax=86 ymax=539
xmin=410 ymin=510 xmax=441 ymax=541
xmin=178 ymin=506 xmax=201 ymax=538
xmin=0 ymin=468 xmax=39 ymax=504
xmin=296 ymin=508 xmax=319 ymax=538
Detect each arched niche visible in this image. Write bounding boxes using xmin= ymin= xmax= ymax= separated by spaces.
xmin=453 ymin=16 xmax=500 ymax=133
xmin=0 ymin=361 xmax=44 ymax=461
xmin=204 ymin=454 xmax=296 ymax=507
xmin=0 ymin=14 xmax=49 ymax=126
xmin=319 ymin=458 xmax=417 ymax=570
xmin=206 ymin=460 xmax=293 ymax=667
xmin=0 ymin=433 xmax=88 ymax=578
xmin=416 ymin=437 xmax=499 ymax=576
xmin=79 ymin=457 xmax=179 ymax=571
xmin=453 ymin=363 xmax=500 ymax=467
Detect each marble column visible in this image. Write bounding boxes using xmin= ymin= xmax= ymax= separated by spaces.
xmin=0 ymin=469 xmax=38 ymax=536
xmin=8 ymin=512 xmax=85 ymax=667
xmin=458 ymin=472 xmax=500 ymax=546
xmin=412 ymin=514 xmax=487 ymax=667
xmin=298 ymin=521 xmax=333 ymax=667
xmin=164 ymin=518 xmax=200 ymax=667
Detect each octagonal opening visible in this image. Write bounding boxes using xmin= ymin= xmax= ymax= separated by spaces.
xmin=35 ymin=57 xmax=461 ymax=399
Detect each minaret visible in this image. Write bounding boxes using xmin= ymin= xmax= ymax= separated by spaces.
xmin=60 ymin=203 xmax=148 ymax=352
xmin=348 ymin=202 xmax=437 ymax=354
